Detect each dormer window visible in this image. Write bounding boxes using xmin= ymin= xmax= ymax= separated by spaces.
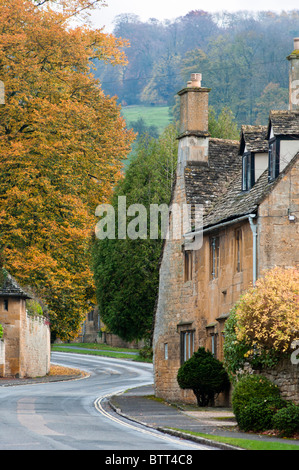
xmin=240 ymin=125 xmax=268 ymax=192
xmin=268 ymin=138 xmax=280 ymax=181
xmin=242 ymin=152 xmax=255 ymax=191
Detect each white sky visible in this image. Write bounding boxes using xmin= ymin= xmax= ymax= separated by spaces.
xmin=91 ymin=0 xmax=299 ymax=31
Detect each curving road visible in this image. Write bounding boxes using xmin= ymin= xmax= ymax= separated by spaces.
xmin=0 ymin=352 xmax=216 ymax=451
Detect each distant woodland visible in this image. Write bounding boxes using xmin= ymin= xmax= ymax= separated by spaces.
xmin=95 ymin=9 xmax=299 ymax=126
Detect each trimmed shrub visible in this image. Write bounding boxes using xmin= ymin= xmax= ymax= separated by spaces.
xmin=272 ymin=404 xmax=299 ymax=437
xmin=237 ymin=396 xmax=287 ymax=432
xmin=177 ymin=347 xmax=230 ymax=407
xmin=0 ymin=323 xmax=3 ymax=339
xmin=232 ymin=374 xmax=281 ymax=424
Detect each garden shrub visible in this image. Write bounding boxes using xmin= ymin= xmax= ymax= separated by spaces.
xmin=177 ymin=347 xmax=230 ymax=406
xmin=237 ymin=396 xmax=287 ymax=432
xmin=25 ymin=299 xmax=43 ymax=316
xmin=223 ymin=268 xmax=299 ymax=381
xmin=272 ymin=403 xmax=299 ymax=437
xmin=232 ymin=374 xmax=281 ymax=423
xmin=223 ymin=305 xmax=251 ymax=382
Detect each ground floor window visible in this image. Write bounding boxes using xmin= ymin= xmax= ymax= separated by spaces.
xmin=180 ymin=330 xmax=194 ymax=364
xmin=206 ymin=323 xmax=218 ymax=358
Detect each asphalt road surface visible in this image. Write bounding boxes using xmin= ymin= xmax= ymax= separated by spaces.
xmin=0 ymin=352 xmax=217 ymax=452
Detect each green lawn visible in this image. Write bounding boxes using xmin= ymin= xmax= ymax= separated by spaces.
xmin=51 ymin=342 xmax=151 ymax=362
xmin=121 ymin=105 xmax=172 ymax=134
xmin=120 ymin=105 xmax=173 ymax=169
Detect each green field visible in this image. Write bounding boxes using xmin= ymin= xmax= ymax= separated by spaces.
xmin=121 ymin=105 xmax=172 ymax=134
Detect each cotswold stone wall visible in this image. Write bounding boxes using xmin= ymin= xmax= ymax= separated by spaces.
xmin=21 ymin=315 xmax=50 ymax=378
xmin=258 ymin=158 xmax=299 ymax=271
xmin=0 ymin=297 xmax=50 ymax=378
xmin=257 ymin=359 xmax=299 ymax=405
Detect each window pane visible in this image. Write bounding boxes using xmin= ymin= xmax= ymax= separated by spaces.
xmin=164 ymin=343 xmax=168 ymax=360
xmin=180 ymin=331 xmax=194 ymax=363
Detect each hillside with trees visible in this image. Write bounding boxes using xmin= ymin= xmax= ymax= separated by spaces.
xmin=96 ymin=9 xmax=299 ymax=126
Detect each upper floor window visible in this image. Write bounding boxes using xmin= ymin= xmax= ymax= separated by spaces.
xmin=184 ymin=250 xmax=193 ymax=282
xmin=268 ymin=138 xmax=280 ymax=181
xmin=210 ymin=236 xmax=220 ymax=280
xmin=242 ymin=152 xmax=255 ymax=191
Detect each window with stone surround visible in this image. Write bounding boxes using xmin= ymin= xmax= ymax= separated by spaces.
xmin=206 ymin=323 xmax=218 ymax=358
xmin=180 ymin=330 xmax=195 ymax=364
xmin=3 ymin=298 xmax=8 ymax=311
xmin=268 ymin=137 xmax=280 ymax=181
xmin=164 ymin=343 xmax=168 ymax=360
xmin=242 ymin=152 xmax=255 ymax=191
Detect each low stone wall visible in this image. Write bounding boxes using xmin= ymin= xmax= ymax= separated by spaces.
xmin=257 ymin=359 xmax=299 ymax=405
xmin=100 ymin=332 xmax=144 ymax=349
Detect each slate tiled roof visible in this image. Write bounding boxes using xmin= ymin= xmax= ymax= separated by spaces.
xmin=240 ymin=125 xmax=268 ymax=153
xmin=0 ymin=269 xmax=31 ymax=298
xmin=184 ymin=138 xmax=241 ymax=223
xmin=268 ymin=110 xmax=299 ymax=136
xmin=203 ymin=152 xmax=299 ymax=229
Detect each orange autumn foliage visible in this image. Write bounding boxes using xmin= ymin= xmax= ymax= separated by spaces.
xmin=0 ymin=0 xmax=135 ymax=340
xmin=235 ymin=267 xmax=299 ymax=354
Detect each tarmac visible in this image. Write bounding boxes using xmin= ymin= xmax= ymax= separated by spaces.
xmin=107 ymin=384 xmax=299 ymax=450
xmin=1 ymin=374 xmax=299 ymax=450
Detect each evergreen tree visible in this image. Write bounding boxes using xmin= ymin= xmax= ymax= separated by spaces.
xmin=92 ymin=125 xmax=178 ymax=342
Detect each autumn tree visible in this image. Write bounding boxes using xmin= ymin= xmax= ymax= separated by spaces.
xmin=223 ymin=267 xmax=299 ymax=380
xmin=0 ymin=0 xmax=135 ymax=340
xmin=235 ymin=267 xmax=299 ymax=354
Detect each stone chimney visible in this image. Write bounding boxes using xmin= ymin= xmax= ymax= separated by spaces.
xmin=287 ymin=38 xmax=299 ymax=111
xmin=177 ymin=73 xmax=211 ymax=168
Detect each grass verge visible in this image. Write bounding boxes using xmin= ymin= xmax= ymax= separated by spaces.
xmin=169 ymin=428 xmax=299 ymax=450
xmin=51 ymin=342 xmax=152 ymax=362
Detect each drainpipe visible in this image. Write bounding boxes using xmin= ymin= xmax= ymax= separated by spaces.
xmin=248 ymin=214 xmax=257 ymax=286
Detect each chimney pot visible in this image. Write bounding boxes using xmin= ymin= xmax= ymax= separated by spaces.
xmin=187 ymin=73 xmax=202 ymax=88
xmin=294 ymin=38 xmax=299 ymax=50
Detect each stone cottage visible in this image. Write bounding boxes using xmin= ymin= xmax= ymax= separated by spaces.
xmin=153 ymin=39 xmax=299 ymax=405
xmin=0 ymin=269 xmax=50 ymax=378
